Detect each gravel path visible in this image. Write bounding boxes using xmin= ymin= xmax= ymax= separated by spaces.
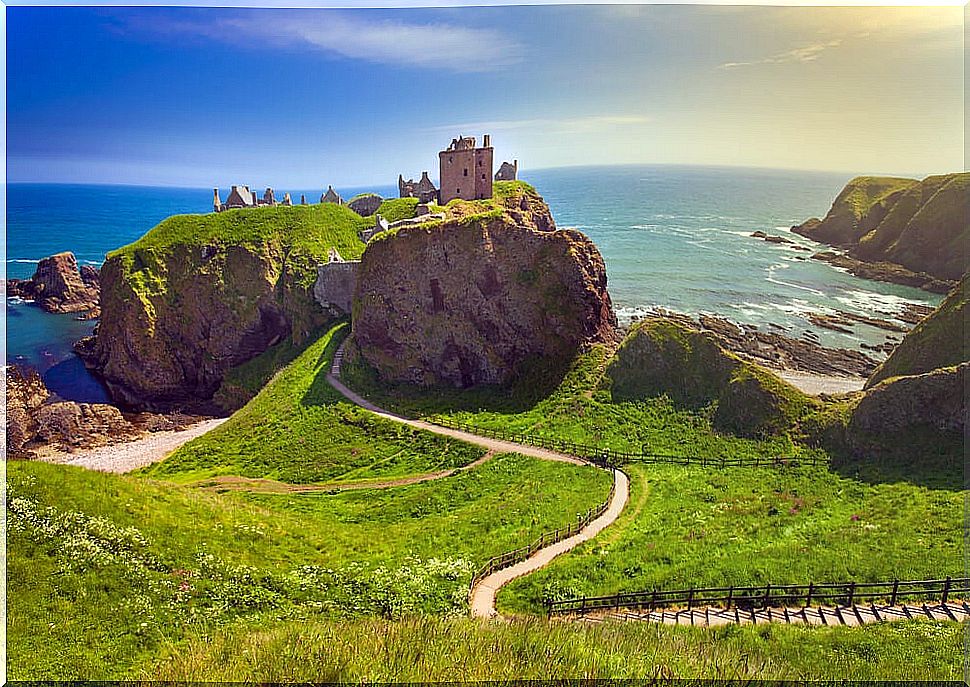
xmin=39 ymin=418 xmax=228 ymax=473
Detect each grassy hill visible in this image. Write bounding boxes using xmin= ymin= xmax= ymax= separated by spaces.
xmin=794 ymin=173 xmax=969 ymax=282
xmin=9 ymin=448 xmax=610 ymax=678
xmin=867 ymin=273 xmax=968 ymax=387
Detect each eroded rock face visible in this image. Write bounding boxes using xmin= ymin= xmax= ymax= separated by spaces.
xmin=7 ymin=252 xmax=100 ymax=316
xmin=350 ymin=189 xmax=616 ymax=387
xmin=85 ymin=242 xmax=328 ymax=410
xmin=5 ymin=365 xmax=140 ymax=454
xmin=847 ymin=363 xmax=966 ymax=458
xmin=6 ymin=366 xmax=51 ymax=452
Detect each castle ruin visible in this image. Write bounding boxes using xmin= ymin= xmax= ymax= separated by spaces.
xmin=438 ymin=135 xmax=493 ymax=204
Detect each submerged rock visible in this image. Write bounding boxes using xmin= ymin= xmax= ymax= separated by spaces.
xmin=349 ymin=184 xmax=617 ymax=387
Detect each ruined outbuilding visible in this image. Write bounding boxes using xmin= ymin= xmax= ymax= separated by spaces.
xmin=495 ymin=160 xmax=518 ymax=181
xmin=399 ymin=172 xmax=438 ymax=203
xmin=321 ymin=186 xmax=343 ymax=204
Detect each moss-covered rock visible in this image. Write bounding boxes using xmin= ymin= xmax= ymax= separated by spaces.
xmin=349 ymin=182 xmax=616 ymax=388
xmin=603 ymin=319 xmax=817 ymax=438
xmin=86 ymin=204 xmax=370 ymax=410
xmin=867 ymin=274 xmax=968 ymax=387
xmin=793 ymin=173 xmax=969 ymax=283
xmin=847 ymin=363 xmax=965 ymax=461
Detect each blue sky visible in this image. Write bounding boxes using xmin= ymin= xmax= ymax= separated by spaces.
xmin=6 ymin=4 xmax=964 ymax=187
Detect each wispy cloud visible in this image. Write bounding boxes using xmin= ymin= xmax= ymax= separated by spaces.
xmin=110 ymin=10 xmax=522 ymax=72
xmin=427 ymin=114 xmax=651 ymax=135
xmin=719 ymin=39 xmax=842 ymax=70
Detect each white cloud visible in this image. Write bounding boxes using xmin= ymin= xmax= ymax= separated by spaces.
xmin=719 ymin=39 xmax=842 ymax=69
xmin=112 ymin=10 xmax=522 ymax=72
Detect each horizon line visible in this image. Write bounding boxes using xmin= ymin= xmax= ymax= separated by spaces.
xmin=7 ymin=161 xmax=960 ymax=192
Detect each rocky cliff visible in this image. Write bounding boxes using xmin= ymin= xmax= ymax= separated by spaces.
xmin=603 ymin=318 xmax=816 ymax=438
xmin=83 ymin=204 xmax=369 ymax=410
xmin=348 ymin=182 xmax=617 ymax=388
xmin=793 ymin=173 xmax=969 ymax=285
xmin=7 ymin=252 xmax=100 ymax=316
xmin=866 ymin=274 xmax=968 ymax=388
xmin=846 ymin=363 xmax=965 ymax=461
xmin=5 ymin=365 xmax=135 ymax=454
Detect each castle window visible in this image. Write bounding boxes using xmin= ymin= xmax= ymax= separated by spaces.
xmin=463 ymin=168 xmax=468 ymax=177
xmin=482 ymin=174 xmax=486 ymax=180
xmin=449 ymin=155 xmax=453 ymax=164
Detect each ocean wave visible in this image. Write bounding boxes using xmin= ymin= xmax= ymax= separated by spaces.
xmin=765 ymin=263 xmax=824 ymax=296
xmin=7 ymin=258 xmax=40 ymax=264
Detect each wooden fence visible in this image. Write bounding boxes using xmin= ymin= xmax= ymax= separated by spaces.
xmin=546 ymin=577 xmax=970 ymax=616
xmin=430 ymin=416 xmax=824 ymax=468
xmin=469 ymin=471 xmax=618 ymax=596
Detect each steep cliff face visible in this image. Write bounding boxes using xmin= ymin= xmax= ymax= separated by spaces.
xmin=85 ymin=204 xmax=368 ymax=410
xmin=867 ymin=274 xmax=968 ymax=388
xmin=349 ymin=183 xmax=616 ymax=388
xmin=603 ymin=318 xmax=816 ymax=438
xmin=793 ymin=173 xmax=969 ymax=283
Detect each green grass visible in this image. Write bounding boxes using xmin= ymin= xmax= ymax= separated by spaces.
xmin=213 ymin=331 xmax=315 ymax=411
xmin=340 ymin=339 xmax=963 ymax=616
xmin=143 ymin=323 xmax=485 ymax=484
xmin=109 ymin=202 xmax=372 ymax=261
xmin=8 ymin=451 xmax=610 ymax=679
xmin=498 ymin=462 xmax=963 ymax=614
xmin=143 ymin=615 xmax=963 ymax=681
xmin=342 ymin=343 xmax=809 ymax=461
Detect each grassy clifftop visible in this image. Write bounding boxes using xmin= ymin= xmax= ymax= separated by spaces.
xmin=603 ymin=318 xmax=817 ymax=438
xmin=794 ymin=173 xmax=969 ymax=282
xmin=867 ymin=273 xmax=968 ymax=387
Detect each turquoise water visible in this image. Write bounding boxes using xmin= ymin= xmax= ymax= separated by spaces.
xmin=5 ymin=168 xmax=941 ymax=401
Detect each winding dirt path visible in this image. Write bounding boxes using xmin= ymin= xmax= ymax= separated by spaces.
xmin=470 ymin=468 xmax=630 ymax=618
xmin=326 ymin=373 xmax=586 ymax=467
xmin=326 ymin=342 xmax=630 ymax=618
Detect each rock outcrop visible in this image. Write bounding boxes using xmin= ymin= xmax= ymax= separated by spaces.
xmin=867 ymin=274 xmax=968 ymax=388
xmin=83 ymin=204 xmax=366 ymax=410
xmin=5 ymin=365 xmax=138 ymax=454
xmin=603 ymin=318 xmax=816 ymax=437
xmin=7 ymin=252 xmax=100 ymax=316
xmin=793 ymin=173 xmax=969 ymax=288
xmin=349 ymin=183 xmax=616 ymax=387
xmin=846 ymin=363 xmax=965 ymax=459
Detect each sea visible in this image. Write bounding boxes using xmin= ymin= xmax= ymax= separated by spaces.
xmin=5 ymin=166 xmax=942 ymax=402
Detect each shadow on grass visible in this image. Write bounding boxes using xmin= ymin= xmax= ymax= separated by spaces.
xmin=335 ymin=343 xmax=572 ymax=418
xmin=827 ymin=431 xmax=964 ymax=491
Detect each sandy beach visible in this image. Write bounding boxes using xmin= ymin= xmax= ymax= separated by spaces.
xmin=777 ymin=371 xmax=866 ymax=396
xmin=37 ymin=418 xmax=227 ymax=474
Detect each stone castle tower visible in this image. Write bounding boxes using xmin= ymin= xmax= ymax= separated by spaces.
xmin=438 ymin=134 xmax=493 ymax=204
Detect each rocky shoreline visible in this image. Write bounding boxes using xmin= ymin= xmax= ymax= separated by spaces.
xmin=5 ymin=365 xmax=217 ymax=460
xmin=629 ymin=309 xmax=880 ymax=381
xmin=808 ymin=250 xmax=955 ymax=294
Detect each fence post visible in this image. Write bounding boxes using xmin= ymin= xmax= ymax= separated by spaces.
xmin=650 ymin=590 xmax=658 ymax=610
xmin=805 ymin=582 xmax=814 ymax=607
xmin=890 ymin=579 xmax=899 ymax=606
xmin=943 ymin=576 xmax=952 ymax=603
xmin=687 ymin=588 xmax=694 ymax=610
xmin=847 ymin=582 xmax=856 ymax=607
xmin=727 ymin=586 xmax=734 ymax=608
xmin=763 ymin=584 xmax=771 ymax=608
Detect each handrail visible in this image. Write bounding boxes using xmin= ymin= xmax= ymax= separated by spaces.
xmin=546 ymin=576 xmax=970 ymax=615
xmin=468 ymin=469 xmax=618 ymax=597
